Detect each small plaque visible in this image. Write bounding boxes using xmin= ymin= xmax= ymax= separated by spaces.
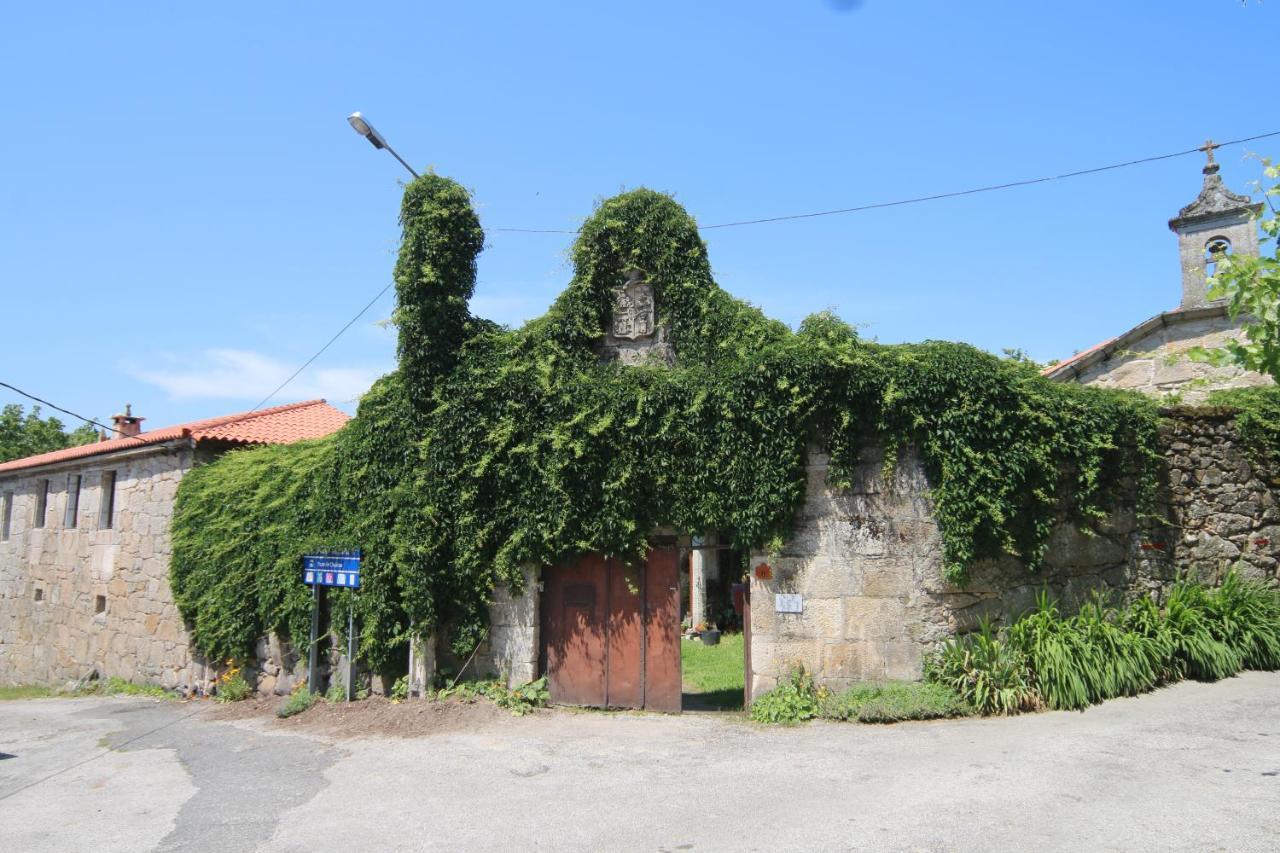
xmin=775 ymin=593 xmax=803 ymax=614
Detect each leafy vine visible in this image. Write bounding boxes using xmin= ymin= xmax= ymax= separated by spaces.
xmin=172 ymin=174 xmax=1160 ymax=671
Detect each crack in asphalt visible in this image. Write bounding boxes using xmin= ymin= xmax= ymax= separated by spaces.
xmin=78 ymin=702 xmax=343 ymax=852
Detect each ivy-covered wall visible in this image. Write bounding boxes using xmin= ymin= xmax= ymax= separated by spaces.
xmin=170 ymin=173 xmax=1165 ymax=683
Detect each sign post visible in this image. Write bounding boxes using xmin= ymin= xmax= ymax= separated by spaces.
xmin=302 ymin=550 xmax=362 ymax=699
xmin=307 ymin=583 xmax=322 ymax=695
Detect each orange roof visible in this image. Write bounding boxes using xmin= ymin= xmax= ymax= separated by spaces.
xmin=0 ymin=400 xmax=350 ymax=474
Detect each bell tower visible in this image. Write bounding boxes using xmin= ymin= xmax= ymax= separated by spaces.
xmin=1168 ymin=140 xmax=1264 ymax=310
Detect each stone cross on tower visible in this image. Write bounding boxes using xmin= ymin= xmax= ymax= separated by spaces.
xmin=1167 ymin=139 xmax=1264 ymax=310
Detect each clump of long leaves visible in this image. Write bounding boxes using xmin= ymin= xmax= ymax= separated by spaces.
xmin=925 ymin=618 xmax=1040 ymax=716
xmin=1201 ymin=571 xmax=1280 ymax=668
xmin=1009 ymin=592 xmax=1165 ymax=711
xmin=932 ymin=570 xmax=1280 ymax=716
xmin=1153 ymin=581 xmax=1241 ymax=682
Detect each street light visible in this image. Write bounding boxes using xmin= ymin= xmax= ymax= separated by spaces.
xmin=347 ymin=112 xmax=419 ymax=178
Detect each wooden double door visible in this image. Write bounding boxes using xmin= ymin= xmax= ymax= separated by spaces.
xmin=540 ymin=548 xmax=681 ymax=712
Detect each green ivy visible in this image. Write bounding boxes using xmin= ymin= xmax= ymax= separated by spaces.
xmin=171 ymin=173 xmax=1161 ymax=671
xmin=1207 ymin=386 xmax=1280 ymax=473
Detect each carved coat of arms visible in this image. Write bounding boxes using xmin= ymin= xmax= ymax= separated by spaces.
xmin=611 ymin=270 xmax=655 ymax=340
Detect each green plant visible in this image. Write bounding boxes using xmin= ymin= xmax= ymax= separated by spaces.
xmin=171 ymin=176 xmax=1162 ymax=669
xmin=103 ymin=677 xmax=174 ymax=699
xmin=215 ymin=661 xmax=253 ymax=703
xmin=937 ymin=576 xmax=1280 ymax=717
xmin=926 ymin=619 xmax=1039 ymax=716
xmin=436 ymin=677 xmax=549 ymax=716
xmin=324 ymin=678 xmax=347 ymax=704
xmin=389 ymin=675 xmax=409 ymax=702
xmin=750 ymin=667 xmax=823 ymax=724
xmin=1206 ymin=387 xmax=1280 ymax=472
xmin=1006 ymin=593 xmax=1164 ymax=711
xmin=819 ymin=681 xmax=973 ymax=723
xmin=1199 ymin=570 xmax=1280 ymax=670
xmin=277 ymin=687 xmax=315 ymax=718
xmin=0 ymin=403 xmax=98 ymax=464
xmin=1162 ymin=581 xmax=1243 ymax=681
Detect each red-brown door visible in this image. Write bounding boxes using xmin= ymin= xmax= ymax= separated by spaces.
xmin=541 ymin=548 xmax=681 ymax=712
xmin=542 ymin=554 xmax=607 ymax=707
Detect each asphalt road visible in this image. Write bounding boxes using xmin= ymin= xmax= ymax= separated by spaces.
xmin=1 ymin=673 xmax=1278 ymax=852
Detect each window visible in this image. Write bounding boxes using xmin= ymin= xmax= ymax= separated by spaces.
xmin=35 ymin=479 xmax=49 ymax=528
xmin=1 ymin=491 xmax=12 ymax=541
xmin=1205 ymin=236 xmax=1232 ymax=281
xmin=99 ymin=471 xmax=117 ymax=529
xmin=95 ymin=595 xmax=107 ymax=615
xmin=64 ymin=474 xmax=81 ymax=528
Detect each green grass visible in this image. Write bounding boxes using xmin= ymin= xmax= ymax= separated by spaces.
xmin=0 ymin=685 xmax=59 ymax=701
xmin=681 ymin=632 xmax=745 ymax=710
xmin=0 ymin=679 xmax=177 ymax=701
xmin=102 ymin=677 xmax=175 ymax=699
xmin=819 ymin=681 xmax=974 ymax=723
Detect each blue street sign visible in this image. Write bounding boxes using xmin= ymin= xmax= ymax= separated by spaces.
xmin=303 ymin=551 xmax=362 ymax=588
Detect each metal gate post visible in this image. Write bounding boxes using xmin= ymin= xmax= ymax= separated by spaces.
xmin=307 ymin=584 xmax=322 ymax=695
xmin=346 ymin=599 xmax=356 ymax=702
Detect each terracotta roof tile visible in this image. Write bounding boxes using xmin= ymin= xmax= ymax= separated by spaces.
xmin=0 ymin=400 xmax=349 ymax=474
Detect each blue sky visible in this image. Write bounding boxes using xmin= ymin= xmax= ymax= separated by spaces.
xmin=2 ymin=1 xmax=1277 ymax=430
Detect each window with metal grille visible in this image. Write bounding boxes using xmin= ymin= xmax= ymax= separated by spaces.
xmin=64 ymin=474 xmax=81 ymax=528
xmin=99 ymin=471 xmax=117 ymax=529
xmin=35 ymin=479 xmax=49 ymax=528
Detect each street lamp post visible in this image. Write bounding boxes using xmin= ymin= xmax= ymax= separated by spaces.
xmin=347 ymin=112 xmax=419 ymax=178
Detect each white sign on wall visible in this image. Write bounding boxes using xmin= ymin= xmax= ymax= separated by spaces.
xmin=775 ymin=593 xmax=804 ymax=614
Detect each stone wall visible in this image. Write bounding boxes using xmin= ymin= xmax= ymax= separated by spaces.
xmin=442 ymin=565 xmax=539 ymax=688
xmin=1158 ymin=407 xmax=1280 ymax=585
xmin=747 ymin=446 xmax=1140 ymax=697
xmin=748 ymin=416 xmax=1280 ymax=698
xmin=0 ymin=445 xmax=211 ymax=692
xmin=1072 ymin=312 xmax=1270 ymax=403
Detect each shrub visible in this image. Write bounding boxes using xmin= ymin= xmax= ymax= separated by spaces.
xmin=215 ymin=662 xmax=253 ymax=703
xmin=1006 ymin=593 xmax=1164 ymax=711
xmin=940 ymin=572 xmax=1280 ymax=717
xmin=389 ymin=675 xmax=409 ymax=702
xmin=750 ymin=667 xmax=823 ymax=724
xmin=819 ymin=681 xmax=973 ymax=723
xmin=277 ymin=687 xmax=315 ymax=718
xmin=324 ymin=678 xmax=347 ymax=704
xmin=436 ymin=677 xmax=549 ymax=716
xmin=1161 ymin=581 xmax=1242 ymax=682
xmin=926 ymin=619 xmax=1039 ymax=716
xmin=1200 ymin=570 xmax=1280 ymax=670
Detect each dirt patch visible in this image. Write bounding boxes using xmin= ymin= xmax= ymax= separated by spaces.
xmin=206 ymin=694 xmax=528 ymax=738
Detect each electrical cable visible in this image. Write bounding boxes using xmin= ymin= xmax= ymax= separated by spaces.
xmin=249 ymin=281 xmax=395 ymax=412
xmin=488 ymin=130 xmax=1280 ymax=234
xmin=8 ymin=131 xmax=1278 ymax=420
xmin=0 ymin=381 xmax=139 ymax=442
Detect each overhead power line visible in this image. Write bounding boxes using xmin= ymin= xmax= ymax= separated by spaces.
xmin=489 ymin=129 xmax=1280 ymax=234
xmin=249 ymin=281 xmax=395 ymax=412
xmin=0 ymin=380 xmax=138 ymax=441
xmin=13 ymin=132 xmax=1276 ymax=421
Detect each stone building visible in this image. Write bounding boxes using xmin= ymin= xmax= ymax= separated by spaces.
xmin=1043 ymin=146 xmax=1271 ymax=400
xmin=0 ymin=400 xmax=348 ymax=691
xmin=450 ymin=161 xmax=1280 ymax=707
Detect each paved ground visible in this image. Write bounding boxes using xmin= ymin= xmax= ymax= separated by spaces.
xmin=1 ymin=674 xmax=1278 ymax=852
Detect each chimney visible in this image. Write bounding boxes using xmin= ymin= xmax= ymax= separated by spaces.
xmin=111 ymin=404 xmax=145 ymax=438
